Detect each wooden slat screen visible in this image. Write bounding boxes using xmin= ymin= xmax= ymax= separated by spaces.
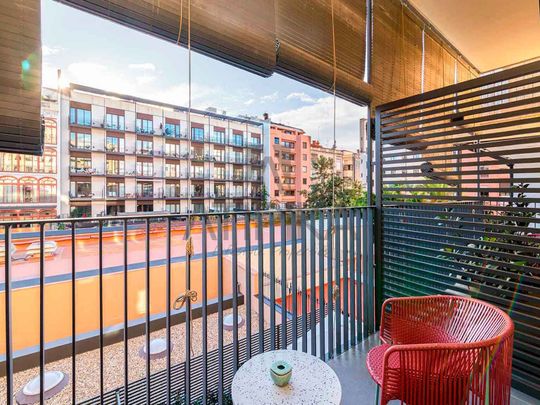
xmin=372 ymin=0 xmax=478 ymax=107
xmin=54 ymin=0 xmax=482 ymax=108
xmin=376 ymin=60 xmax=540 ymax=399
xmin=275 ymin=0 xmax=371 ymax=104
xmin=56 ymin=0 xmax=276 ymax=77
xmin=0 ymin=0 xmax=43 ymax=155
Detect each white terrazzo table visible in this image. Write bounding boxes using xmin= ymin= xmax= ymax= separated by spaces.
xmin=231 ymin=349 xmax=342 ymax=404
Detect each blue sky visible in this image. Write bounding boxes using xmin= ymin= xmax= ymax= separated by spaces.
xmin=41 ymin=0 xmax=366 ymax=150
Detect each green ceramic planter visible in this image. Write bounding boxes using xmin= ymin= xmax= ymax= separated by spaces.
xmin=270 ymin=360 xmax=292 ymax=387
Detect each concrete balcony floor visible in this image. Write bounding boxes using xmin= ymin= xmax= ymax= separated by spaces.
xmin=328 ymin=334 xmax=537 ymax=405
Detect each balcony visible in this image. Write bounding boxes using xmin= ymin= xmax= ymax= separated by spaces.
xmin=69 ymin=167 xmax=103 ymax=175
xmin=136 ymin=127 xmax=155 ymax=135
xmin=136 ymin=149 xmax=154 ymax=156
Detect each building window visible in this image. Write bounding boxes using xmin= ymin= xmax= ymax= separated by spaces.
xmin=165 ymin=183 xmax=181 ymax=198
xmin=274 ymin=137 xmax=279 ymax=144
xmin=136 ymin=140 xmax=153 ymax=155
xmin=281 ymin=152 xmax=294 ymax=161
xmin=283 ymin=177 xmax=294 ymax=184
xmin=284 ymin=190 xmax=295 ymax=196
xmin=136 ymin=182 xmax=154 ymax=197
xmin=232 ymin=133 xmax=243 ymax=146
xmin=19 ymin=177 xmax=38 ymax=203
xmin=302 ymin=166 xmax=307 ymax=173
xmin=164 ymin=122 xmax=181 ymax=138
xmin=274 ymin=190 xmax=279 ymax=197
xmin=191 ymin=127 xmax=205 ymax=142
xmin=70 ymin=132 xmax=92 ymax=150
xmin=136 ymin=161 xmax=154 ymax=176
xmin=39 ymin=178 xmax=57 ymax=203
xmin=0 ymin=177 xmax=18 ymax=203
xmin=212 ymin=129 xmax=226 ymax=144
xmin=70 ymin=107 xmax=91 ymax=126
xmin=166 ymin=203 xmax=181 ymax=213
xmin=44 ymin=119 xmax=57 ymax=144
xmin=214 ymin=166 xmax=225 ymax=179
xmin=302 ymin=142 xmax=307 ymax=148
xmin=41 ymin=149 xmax=57 ymax=174
xmin=165 ymin=163 xmax=180 ymax=177
xmin=70 ymin=157 xmax=92 ymax=173
xmin=302 ymin=178 xmax=307 ymax=185
xmin=106 ymin=136 xmax=125 ymax=153
xmin=70 ymin=181 xmax=92 ymax=198
xmin=274 ymin=164 xmax=279 ymax=170
xmin=106 ymin=159 xmax=125 ymax=175
xmin=106 ymin=113 xmax=125 ymax=130
xmin=136 ymin=118 xmax=153 ymax=134
xmin=107 ymin=182 xmax=125 ymax=197
xmin=165 ymin=143 xmax=180 ymax=157
xmin=274 ymin=177 xmax=279 ymax=184
xmin=281 ymin=141 xmax=295 ymax=149
xmin=303 ymin=154 xmax=307 ymax=161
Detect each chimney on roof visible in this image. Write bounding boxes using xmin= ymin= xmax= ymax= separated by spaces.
xmin=263 ymin=112 xmax=269 ymax=121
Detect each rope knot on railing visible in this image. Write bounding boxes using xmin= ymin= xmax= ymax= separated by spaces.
xmin=173 ymin=290 xmax=198 ymax=310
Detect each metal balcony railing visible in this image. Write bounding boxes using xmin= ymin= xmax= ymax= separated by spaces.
xmin=0 ymin=207 xmax=374 ymax=404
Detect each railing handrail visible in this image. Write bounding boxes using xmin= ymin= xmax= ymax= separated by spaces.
xmin=0 ymin=206 xmax=375 ymax=226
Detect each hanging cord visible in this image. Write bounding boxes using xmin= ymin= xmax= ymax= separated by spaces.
xmin=330 ymin=0 xmax=337 ymax=212
xmin=176 ymin=0 xmax=183 ymax=45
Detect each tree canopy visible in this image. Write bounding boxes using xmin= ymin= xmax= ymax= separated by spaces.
xmin=303 ymin=156 xmax=367 ymax=208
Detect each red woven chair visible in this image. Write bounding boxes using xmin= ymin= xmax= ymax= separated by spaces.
xmin=366 ymin=295 xmax=514 ymax=405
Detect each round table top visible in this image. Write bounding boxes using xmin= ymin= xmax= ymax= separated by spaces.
xmin=231 ymin=349 xmax=342 ymax=405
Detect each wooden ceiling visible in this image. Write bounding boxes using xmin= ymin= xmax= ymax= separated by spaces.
xmin=409 ymin=0 xmax=540 ymax=72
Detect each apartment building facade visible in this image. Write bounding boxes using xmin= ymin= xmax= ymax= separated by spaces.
xmin=0 ymin=88 xmax=59 ymax=221
xmin=267 ymin=122 xmax=311 ymax=208
xmin=61 ymin=84 xmax=264 ymax=217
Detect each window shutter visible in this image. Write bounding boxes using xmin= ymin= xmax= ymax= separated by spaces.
xmin=0 ymin=0 xmax=43 ymax=155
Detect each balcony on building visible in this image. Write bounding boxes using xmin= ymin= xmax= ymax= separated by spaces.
xmin=2 ymin=2 xmax=539 ymax=405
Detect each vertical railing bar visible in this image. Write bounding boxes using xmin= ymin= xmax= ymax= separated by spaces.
xmin=343 ymin=209 xmax=349 ymax=352
xmin=327 ymin=209 xmax=334 ymax=360
xmin=4 ymin=225 xmax=12 ymax=405
xmin=245 ymin=213 xmax=252 ymax=360
xmin=349 ymin=208 xmax=356 ymax=345
xmin=361 ymin=209 xmax=368 ymax=338
xmin=280 ymin=211 xmax=287 ymax=349
xmin=318 ymin=211 xmax=325 ymax=360
xmin=310 ymin=210 xmax=317 ymax=356
xmin=123 ymin=219 xmax=129 ymax=404
xmin=98 ymin=220 xmax=104 ymax=403
xmin=71 ymin=222 xmax=76 ymax=405
xmin=166 ymin=217 xmax=172 ymax=405
xmin=300 ymin=211 xmax=308 ymax=353
xmin=269 ymin=212 xmax=276 ymax=350
xmin=335 ymin=209 xmax=341 ymax=355
xmin=232 ymin=214 xmax=239 ymax=371
xmin=144 ymin=218 xmax=150 ymax=404
xmin=202 ymin=216 xmax=208 ymax=404
xmin=257 ymin=213 xmax=264 ymax=354
xmin=291 ymin=211 xmax=298 ymax=350
xmin=39 ymin=224 xmax=45 ymax=404
xmin=217 ymin=215 xmax=224 ymax=404
xmin=367 ymin=208 xmax=375 ymax=335
xmin=185 ymin=216 xmax=192 ymax=403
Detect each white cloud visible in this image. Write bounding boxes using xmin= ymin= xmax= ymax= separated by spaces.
xmin=259 ymin=91 xmax=279 ymax=103
xmin=42 ymin=45 xmax=63 ymax=56
xmin=286 ymin=92 xmax=316 ymax=103
xmin=272 ymin=96 xmax=367 ymax=151
xmin=244 ymin=98 xmax=255 ymax=106
xmin=128 ymin=63 xmax=156 ymax=71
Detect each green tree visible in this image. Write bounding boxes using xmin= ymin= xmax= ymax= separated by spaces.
xmin=260 ymin=183 xmax=269 ymax=210
xmin=303 ymin=156 xmax=366 ymax=208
